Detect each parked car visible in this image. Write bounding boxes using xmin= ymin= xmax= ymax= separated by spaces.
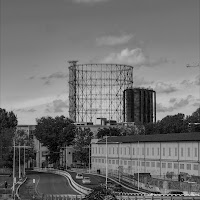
xmin=76 ymin=173 xmax=83 ymax=179
xmin=168 ymin=190 xmax=184 ymax=195
xmin=82 ymin=177 xmax=91 ymax=184
xmin=113 ymin=184 xmax=123 ymax=192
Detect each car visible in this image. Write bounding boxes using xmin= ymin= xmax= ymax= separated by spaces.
xmin=82 ymin=177 xmax=91 ymax=184
xmin=76 ymin=173 xmax=83 ymax=179
xmin=168 ymin=191 xmax=184 ymax=195
xmin=113 ymin=184 xmax=123 ymax=192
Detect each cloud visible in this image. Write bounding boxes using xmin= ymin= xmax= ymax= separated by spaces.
xmin=45 ymin=99 xmax=69 ymax=113
xmin=102 ymin=48 xmax=170 ymax=67
xmin=72 ymin=0 xmax=109 ymax=3
xmin=29 ymin=71 xmax=68 ymax=85
xmin=133 ymin=76 xmax=154 ymax=87
xmin=157 ymin=95 xmax=193 ymax=113
xmin=15 ymin=108 xmax=37 ymax=113
xmin=96 ymin=34 xmax=133 ymax=46
xmin=156 ymin=103 xmax=174 ymax=113
xmin=153 ymin=82 xmax=178 ymax=94
xmin=169 ymin=98 xmax=176 ymax=103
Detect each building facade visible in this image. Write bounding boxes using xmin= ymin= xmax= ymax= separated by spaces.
xmin=91 ymin=133 xmax=200 ymax=176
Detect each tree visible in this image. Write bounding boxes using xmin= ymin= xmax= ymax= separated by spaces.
xmin=83 ymin=185 xmax=117 ymax=200
xmin=73 ymin=127 xmax=93 ymax=166
xmin=34 ymin=116 xmax=75 ymax=165
xmin=186 ymin=108 xmax=200 ymax=132
xmin=97 ymin=127 xmax=124 ymax=139
xmin=0 ymin=108 xmax=18 ymax=167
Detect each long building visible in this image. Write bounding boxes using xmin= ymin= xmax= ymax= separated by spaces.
xmin=91 ymin=132 xmax=200 ymax=176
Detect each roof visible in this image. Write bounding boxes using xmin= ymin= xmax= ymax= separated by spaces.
xmin=96 ymin=132 xmax=200 ymax=144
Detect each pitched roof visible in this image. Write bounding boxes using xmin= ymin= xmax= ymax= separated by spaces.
xmin=97 ymin=132 xmax=200 ymax=144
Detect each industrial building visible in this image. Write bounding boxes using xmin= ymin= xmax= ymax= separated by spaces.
xmin=123 ymin=88 xmax=156 ymax=124
xmin=91 ymin=132 xmax=200 ymax=177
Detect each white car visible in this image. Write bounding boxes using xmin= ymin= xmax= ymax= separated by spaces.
xmin=82 ymin=177 xmax=91 ymax=184
xmin=76 ymin=173 xmax=83 ymax=179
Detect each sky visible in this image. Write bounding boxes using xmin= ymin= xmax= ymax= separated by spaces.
xmin=0 ymin=0 xmax=200 ymax=125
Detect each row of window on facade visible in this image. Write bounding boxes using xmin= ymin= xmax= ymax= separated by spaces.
xmin=92 ymin=146 xmax=198 ymax=157
xmin=91 ymin=158 xmax=199 ymax=171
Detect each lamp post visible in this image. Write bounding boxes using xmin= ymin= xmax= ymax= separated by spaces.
xmin=19 ymin=142 xmax=21 ymax=179
xmin=12 ymin=139 xmax=16 ymax=200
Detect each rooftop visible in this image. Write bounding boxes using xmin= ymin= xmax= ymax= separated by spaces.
xmin=96 ymin=132 xmax=200 ymax=144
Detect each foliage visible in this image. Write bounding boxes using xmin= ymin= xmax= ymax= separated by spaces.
xmin=5 ymin=130 xmax=36 ymax=168
xmin=97 ymin=127 xmax=125 ymax=139
xmin=73 ymin=127 xmax=93 ymax=165
xmin=34 ymin=115 xmax=75 ymax=164
xmin=144 ymin=108 xmax=200 ymax=134
xmin=0 ymin=108 xmax=18 ymax=167
xmin=83 ymin=185 xmax=117 ymax=200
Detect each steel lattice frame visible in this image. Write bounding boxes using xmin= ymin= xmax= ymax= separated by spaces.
xmin=68 ymin=62 xmax=133 ymax=123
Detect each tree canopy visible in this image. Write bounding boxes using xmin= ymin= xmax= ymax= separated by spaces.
xmin=73 ymin=127 xmax=93 ymax=165
xmin=144 ymin=108 xmax=200 ymax=135
xmin=34 ymin=115 xmax=75 ymax=164
xmin=96 ymin=127 xmax=125 ymax=139
xmin=0 ymin=108 xmax=18 ymax=167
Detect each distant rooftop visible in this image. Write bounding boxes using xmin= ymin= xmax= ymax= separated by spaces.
xmin=97 ymin=132 xmax=200 ymax=144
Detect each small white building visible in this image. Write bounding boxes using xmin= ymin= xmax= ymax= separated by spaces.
xmin=91 ymin=132 xmax=200 ymax=176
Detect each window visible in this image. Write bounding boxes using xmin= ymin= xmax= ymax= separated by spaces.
xmin=109 ymin=160 xmax=111 ymax=164
xmin=96 ymin=147 xmax=97 ymax=154
xmin=120 ymin=160 xmax=123 ymax=165
xmin=147 ymin=148 xmax=149 ymax=156
xmin=175 ymin=148 xmax=177 ymax=156
xmin=142 ymin=148 xmax=144 ymax=155
xmin=157 ymin=148 xmax=160 ymax=156
xmin=168 ymin=163 xmax=172 ymax=168
xmin=193 ymin=164 xmax=198 ymax=170
xmin=102 ymin=148 xmax=104 ymax=154
xmin=109 ymin=147 xmax=111 ymax=154
xmin=180 ymin=164 xmax=184 ymax=169
xmin=116 ymin=160 xmax=119 ymax=164
xmin=169 ymin=148 xmax=171 ymax=156
xmin=181 ymin=148 xmax=183 ymax=157
xmin=124 ymin=147 xmax=126 ymax=155
xmin=132 ymin=161 xmax=135 ymax=166
xmin=195 ymin=148 xmax=198 ymax=157
xmin=162 ymin=163 xmax=166 ymax=168
xmin=163 ymin=148 xmax=165 ymax=156
xmin=151 ymin=162 xmax=155 ymax=167
xmin=121 ymin=147 xmax=123 ymax=155
xmin=146 ymin=162 xmax=150 ymax=167
xmin=92 ymin=148 xmax=94 ymax=154
xmin=112 ymin=160 xmax=115 ymax=164
xmin=128 ymin=147 xmax=130 ymax=155
xmin=141 ymin=162 xmax=145 ymax=166
xmin=117 ymin=147 xmax=119 ymax=154
xmin=133 ymin=148 xmax=135 ymax=155
xmin=102 ymin=159 xmax=104 ymax=163
xmin=157 ymin=162 xmax=160 ymax=168
xmin=174 ymin=163 xmax=178 ymax=169
xmin=137 ymin=161 xmax=140 ymax=166
xmin=92 ymin=158 xmax=94 ymax=162
xmin=187 ymin=164 xmax=191 ymax=170
xmin=99 ymin=159 xmax=101 ymax=163
xmin=128 ymin=161 xmax=131 ymax=166
xmin=124 ymin=160 xmax=127 ymax=165
xmin=137 ymin=147 xmax=139 ymax=155
xmin=188 ymin=148 xmax=190 ymax=157
xmin=99 ymin=147 xmax=100 ymax=154
xmin=113 ymin=147 xmax=115 ymax=154
xmin=152 ymin=148 xmax=154 ymax=156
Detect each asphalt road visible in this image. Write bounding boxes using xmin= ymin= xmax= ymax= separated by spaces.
xmin=22 ymin=172 xmax=80 ymax=195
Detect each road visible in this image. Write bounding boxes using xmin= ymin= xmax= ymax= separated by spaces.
xmin=19 ymin=171 xmax=80 ymax=198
